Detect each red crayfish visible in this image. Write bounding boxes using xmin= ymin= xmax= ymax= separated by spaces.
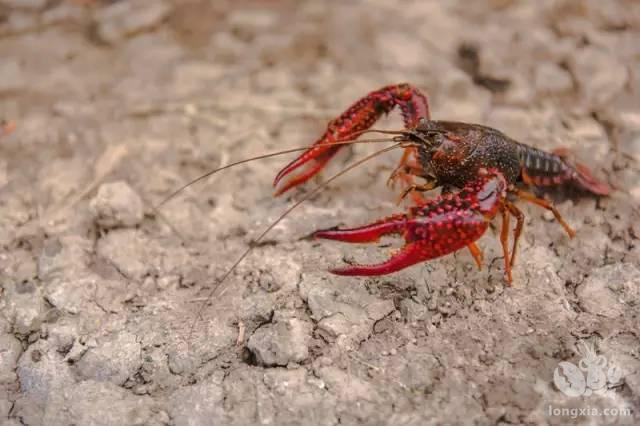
xmin=161 ymin=83 xmax=610 ymax=292
xmin=271 ymin=83 xmax=610 ymax=283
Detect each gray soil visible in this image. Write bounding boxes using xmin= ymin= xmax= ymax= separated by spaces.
xmin=1 ymin=1 xmax=639 ymax=425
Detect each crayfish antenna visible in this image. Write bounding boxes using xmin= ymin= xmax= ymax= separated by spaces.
xmin=185 ymin=142 xmax=406 ymax=342
xmin=154 ymin=131 xmax=405 ymax=211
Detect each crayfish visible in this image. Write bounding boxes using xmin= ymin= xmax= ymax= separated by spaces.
xmin=161 ymin=83 xmax=610 ymax=304
xmin=271 ymin=83 xmax=609 ymax=283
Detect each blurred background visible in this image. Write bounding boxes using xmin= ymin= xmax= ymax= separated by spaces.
xmin=1 ymin=0 xmax=638 ymax=205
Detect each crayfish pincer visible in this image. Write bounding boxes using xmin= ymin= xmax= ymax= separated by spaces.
xmin=272 ymin=83 xmax=610 ymax=284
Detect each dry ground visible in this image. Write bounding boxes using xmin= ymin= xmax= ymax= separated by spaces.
xmin=0 ymin=1 xmax=639 ymax=425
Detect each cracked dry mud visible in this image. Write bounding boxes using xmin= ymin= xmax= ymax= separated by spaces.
xmin=1 ymin=1 xmax=639 ymax=425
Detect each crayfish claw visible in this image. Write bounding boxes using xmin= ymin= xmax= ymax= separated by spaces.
xmin=322 ymin=170 xmax=510 ymax=277
xmin=314 ymin=214 xmax=406 ymax=243
xmin=329 ymin=242 xmax=427 ymax=276
xmin=274 ymin=84 xmax=431 ymax=195
xmin=273 ymin=155 xmax=332 ymax=196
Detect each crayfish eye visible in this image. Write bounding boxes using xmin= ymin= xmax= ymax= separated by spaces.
xmin=428 ymin=133 xmax=444 ymax=147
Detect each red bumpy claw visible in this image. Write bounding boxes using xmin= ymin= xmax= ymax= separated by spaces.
xmin=314 ymin=170 xmax=507 ymax=276
xmin=273 ymin=83 xmax=430 ymax=196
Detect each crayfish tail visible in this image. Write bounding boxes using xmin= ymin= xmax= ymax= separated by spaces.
xmin=571 ymin=162 xmax=611 ymax=196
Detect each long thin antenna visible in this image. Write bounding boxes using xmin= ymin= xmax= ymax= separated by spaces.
xmin=155 ymin=130 xmax=409 ymax=210
xmin=187 ymin=142 xmax=408 ymax=340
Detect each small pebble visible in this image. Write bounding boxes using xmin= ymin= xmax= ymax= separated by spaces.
xmin=534 ymin=61 xmax=573 ymax=94
xmin=75 ymin=331 xmax=142 ymax=385
xmin=0 ymin=0 xmax=47 ymax=10
xmin=94 ymin=0 xmax=172 ymax=44
xmin=90 ymin=181 xmax=144 ymax=228
xmin=569 ymin=46 xmax=628 ymax=107
xmin=247 ymin=317 xmax=312 ymax=367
